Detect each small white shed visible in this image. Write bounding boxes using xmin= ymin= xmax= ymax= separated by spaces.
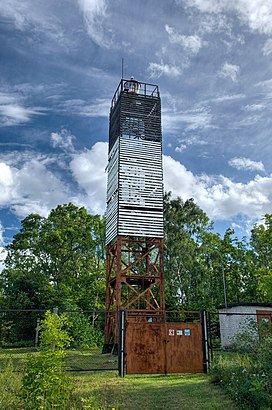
xmin=218 ymin=303 xmax=272 ymax=348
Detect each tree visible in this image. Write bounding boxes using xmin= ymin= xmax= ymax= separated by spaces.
xmin=164 ymin=192 xmax=211 ymax=309
xmin=163 ymin=193 xmax=253 ymax=310
xmin=249 ymin=214 xmax=272 ymax=301
xmin=1 ymin=204 xmax=106 ymax=313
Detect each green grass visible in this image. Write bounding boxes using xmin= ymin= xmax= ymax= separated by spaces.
xmin=65 ymin=349 xmax=118 ymax=371
xmin=0 ymin=347 xmax=118 ymax=372
xmin=72 ymin=372 xmax=238 ymax=410
xmin=0 ymin=348 xmax=238 ymax=409
xmin=0 ymin=347 xmax=38 ymax=371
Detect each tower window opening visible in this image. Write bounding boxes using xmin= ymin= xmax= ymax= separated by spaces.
xmin=123 ymin=117 xmax=145 ymax=138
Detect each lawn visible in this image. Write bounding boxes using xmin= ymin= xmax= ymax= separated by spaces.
xmin=0 ymin=348 xmax=238 ymax=409
xmin=72 ymin=372 xmax=238 ymax=410
xmin=0 ymin=347 xmax=118 ymax=372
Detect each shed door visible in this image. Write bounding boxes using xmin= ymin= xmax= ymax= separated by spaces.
xmin=256 ymin=310 xmax=272 ymax=326
xmin=257 ymin=310 xmax=272 ymax=336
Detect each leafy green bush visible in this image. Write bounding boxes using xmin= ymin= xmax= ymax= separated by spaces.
xmin=65 ymin=313 xmax=104 ymax=348
xmin=39 ymin=311 xmax=71 ymax=349
xmin=20 ymin=349 xmax=73 ymax=409
xmin=228 ymin=319 xmax=260 ymax=353
xmin=211 ymin=325 xmax=272 ymax=410
xmin=20 ymin=311 xmax=74 ymax=409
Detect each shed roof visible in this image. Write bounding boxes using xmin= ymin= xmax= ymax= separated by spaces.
xmin=217 ymin=302 xmax=272 ymax=310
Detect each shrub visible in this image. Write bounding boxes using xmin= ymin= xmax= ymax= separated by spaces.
xmin=229 ymin=318 xmax=260 ymax=353
xmin=20 ymin=311 xmax=74 ymax=410
xmin=65 ymin=313 xmax=104 ymax=348
xmin=211 ymin=325 xmax=272 ymax=410
xmin=0 ymin=358 xmax=21 ymax=409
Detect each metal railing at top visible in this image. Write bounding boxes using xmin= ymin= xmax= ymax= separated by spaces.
xmin=111 ymin=79 xmax=160 ymax=109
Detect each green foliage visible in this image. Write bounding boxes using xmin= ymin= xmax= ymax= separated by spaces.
xmin=20 ymin=350 xmax=72 ymax=409
xmin=80 ymin=395 xmax=101 ymax=410
xmin=0 ymin=320 xmax=12 ymax=347
xmin=1 ymin=197 xmax=272 ymax=321
xmin=39 ymin=311 xmax=71 ymax=350
xmin=163 ymin=192 xmax=262 ymax=310
xmin=20 ymin=311 xmax=74 ymax=409
xmin=250 ymin=214 xmax=272 ymax=302
xmin=0 ymin=358 xmax=21 ymax=409
xmin=164 ymin=192 xmax=211 ymax=309
xmin=229 ymin=319 xmax=260 ymax=353
xmin=211 ymin=327 xmax=272 ymax=410
xmin=1 ymin=203 xmax=106 ymax=312
xmin=65 ymin=313 xmax=104 ymax=348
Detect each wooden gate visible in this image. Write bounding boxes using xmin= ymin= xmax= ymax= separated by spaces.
xmin=125 ymin=320 xmax=204 ymax=374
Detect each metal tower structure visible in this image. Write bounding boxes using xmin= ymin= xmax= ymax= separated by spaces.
xmin=104 ymin=78 xmax=165 ymax=351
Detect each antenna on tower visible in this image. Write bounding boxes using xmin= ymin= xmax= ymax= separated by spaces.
xmin=121 ymin=57 xmax=124 ymax=79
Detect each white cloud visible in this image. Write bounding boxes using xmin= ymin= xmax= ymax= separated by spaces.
xmin=212 ymin=94 xmax=245 ymax=102
xmin=0 ymin=0 xmax=70 ymax=48
xmin=70 ymin=142 xmax=108 ymax=214
xmin=243 ymin=103 xmax=264 ymax=111
xmin=0 ymin=155 xmax=69 ymax=218
xmin=228 ymin=157 xmax=265 ymax=172
xmin=0 ymin=92 xmax=45 ymax=126
xmin=162 ymin=106 xmax=213 ymax=132
xmin=0 ymin=1 xmax=41 ymax=30
xmin=181 ymin=0 xmax=228 ymax=13
xmin=148 ymin=62 xmax=182 ymax=78
xmin=0 ymin=247 xmax=7 ymax=274
xmin=51 ymin=129 xmax=75 ymax=152
xmin=14 ymin=159 xmax=69 ymax=217
xmin=1 ymin=142 xmax=272 ymax=229
xmin=77 ymin=0 xmax=112 ymax=48
xmin=175 ymin=144 xmax=187 ymax=153
xmin=175 ymin=135 xmax=208 ymax=153
xmin=219 ymin=62 xmax=240 ymax=82
xmin=60 ymin=98 xmax=109 ymax=117
xmin=183 ymin=0 xmax=272 ymax=35
xmin=0 ymin=223 xmax=4 ymax=246
xmin=255 ymin=78 xmax=272 ymax=89
xmin=0 ymin=144 xmax=108 ymax=219
xmin=164 ymin=155 xmax=272 ymax=220
xmin=262 ymin=38 xmax=272 ymax=56
xmin=165 ymin=24 xmax=203 ymax=54
xmin=0 ymin=162 xmax=15 ymax=205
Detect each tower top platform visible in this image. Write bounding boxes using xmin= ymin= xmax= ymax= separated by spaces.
xmin=111 ymin=78 xmax=160 ymax=110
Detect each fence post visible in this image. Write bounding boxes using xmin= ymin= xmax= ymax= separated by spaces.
xmin=118 ymin=309 xmax=126 ymax=377
xmin=52 ymin=307 xmax=59 ymax=315
xmin=51 ymin=307 xmax=59 ymax=350
xmin=201 ymin=309 xmax=209 ymax=373
xmin=207 ymin=311 xmax=214 ymax=362
xmin=35 ymin=318 xmax=40 ymax=347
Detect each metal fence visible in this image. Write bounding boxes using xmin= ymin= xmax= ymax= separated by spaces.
xmin=0 ymin=308 xmax=118 ymax=372
xmin=207 ymin=309 xmax=272 ymax=361
xmin=1 ymin=307 xmax=270 ymax=375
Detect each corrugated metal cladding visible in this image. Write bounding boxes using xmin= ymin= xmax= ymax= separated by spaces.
xmin=106 ymin=82 xmax=164 ymax=244
xmin=106 ymin=137 xmax=164 ymax=244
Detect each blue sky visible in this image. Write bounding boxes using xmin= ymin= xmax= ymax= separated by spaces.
xmin=1 ymin=0 xmax=272 ymax=264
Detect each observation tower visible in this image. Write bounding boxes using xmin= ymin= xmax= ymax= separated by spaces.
xmin=104 ymin=77 xmax=165 ymax=351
